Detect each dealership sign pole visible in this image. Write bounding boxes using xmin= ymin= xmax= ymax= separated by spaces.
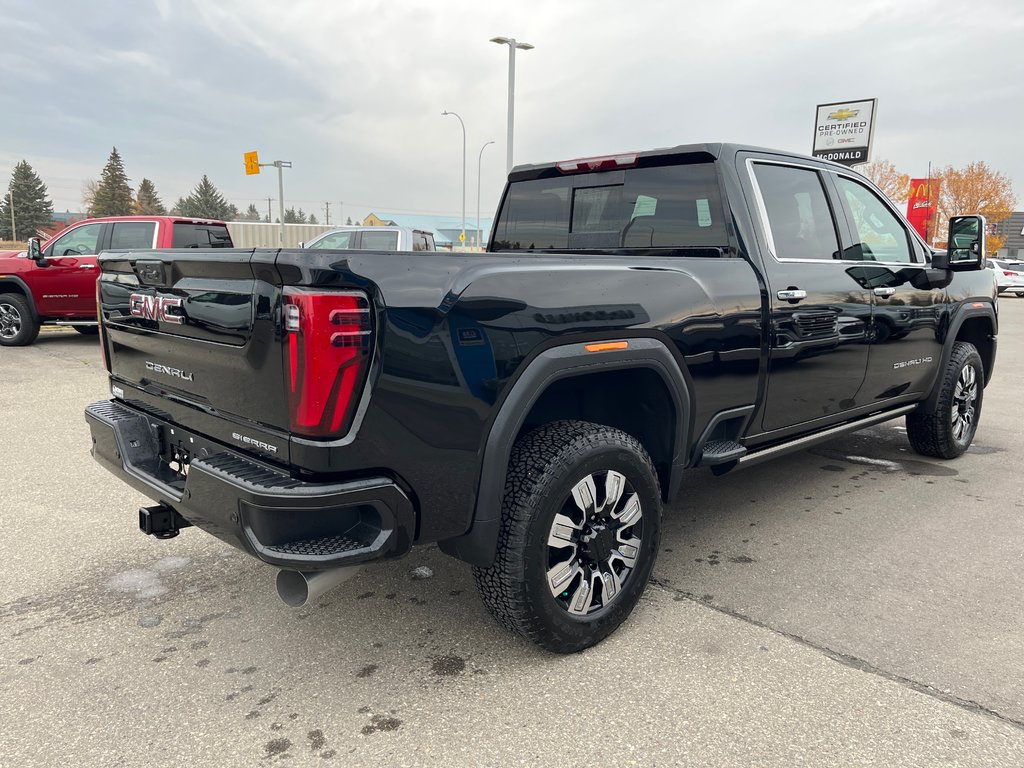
xmin=812 ymin=98 xmax=878 ymax=166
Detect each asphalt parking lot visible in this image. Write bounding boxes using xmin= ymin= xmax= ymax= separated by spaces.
xmin=2 ymin=302 xmax=1023 ymax=767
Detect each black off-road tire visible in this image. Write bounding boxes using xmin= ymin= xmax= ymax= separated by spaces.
xmin=906 ymin=341 xmax=984 ymax=459
xmin=0 ymin=293 xmax=40 ymax=347
xmin=472 ymin=420 xmax=662 ymax=653
xmin=73 ymin=325 xmax=99 ymax=335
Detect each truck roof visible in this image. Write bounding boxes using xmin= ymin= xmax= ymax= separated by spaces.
xmin=508 ymin=142 xmax=854 ymax=181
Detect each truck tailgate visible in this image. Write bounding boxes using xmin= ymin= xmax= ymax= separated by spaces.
xmin=98 ymin=249 xmax=292 ymax=458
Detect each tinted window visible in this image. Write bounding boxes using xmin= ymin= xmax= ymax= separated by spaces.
xmin=48 ymin=222 xmax=104 ymax=257
xmin=309 ymin=232 xmax=354 ymax=249
xmin=493 ymin=162 xmax=728 ymax=253
xmin=836 ymin=176 xmax=914 ymax=263
xmin=360 ymin=231 xmax=399 ymax=250
xmin=110 ymin=222 xmax=156 ymax=249
xmin=753 ymin=164 xmax=840 ymax=261
xmin=173 ymin=223 xmax=233 ymax=248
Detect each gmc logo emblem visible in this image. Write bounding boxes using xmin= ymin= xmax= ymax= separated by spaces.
xmin=129 ymin=293 xmax=184 ymax=324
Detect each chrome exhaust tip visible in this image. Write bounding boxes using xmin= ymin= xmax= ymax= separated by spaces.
xmin=276 ymin=566 xmax=362 ymax=608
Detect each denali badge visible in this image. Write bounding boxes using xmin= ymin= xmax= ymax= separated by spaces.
xmin=893 ymin=357 xmax=933 ymax=370
xmin=232 ymin=432 xmax=279 ymax=454
xmin=130 ymin=293 xmax=184 ymax=324
xmin=145 ymin=360 xmax=194 ymax=381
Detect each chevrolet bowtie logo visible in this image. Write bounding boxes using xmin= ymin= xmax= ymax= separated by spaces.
xmin=828 ymin=108 xmax=860 ymax=121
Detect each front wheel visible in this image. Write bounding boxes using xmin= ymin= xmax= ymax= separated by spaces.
xmin=0 ymin=294 xmax=40 ymax=347
xmin=473 ymin=420 xmax=662 ymax=653
xmin=906 ymin=341 xmax=984 ymax=459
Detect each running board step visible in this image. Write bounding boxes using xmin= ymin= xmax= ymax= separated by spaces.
xmin=698 ymin=439 xmax=747 ymax=466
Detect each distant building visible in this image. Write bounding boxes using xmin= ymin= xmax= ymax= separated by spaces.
xmin=362 ymin=212 xmax=494 ymax=250
xmin=993 ymin=212 xmax=1024 ymax=260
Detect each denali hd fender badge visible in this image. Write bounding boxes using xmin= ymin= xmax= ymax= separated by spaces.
xmin=129 ymin=293 xmax=184 ymax=324
xmin=145 ymin=360 xmax=194 ymax=381
xmin=232 ymin=432 xmax=279 ymax=454
xmin=893 ymin=357 xmax=933 ymax=370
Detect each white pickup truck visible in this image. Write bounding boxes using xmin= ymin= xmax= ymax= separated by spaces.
xmin=300 ymin=226 xmax=436 ymax=252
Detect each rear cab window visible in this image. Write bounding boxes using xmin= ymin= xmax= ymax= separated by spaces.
xmin=173 ymin=222 xmax=233 ymax=248
xmin=110 ymin=221 xmax=157 ymax=249
xmin=492 ymin=160 xmax=728 ymax=256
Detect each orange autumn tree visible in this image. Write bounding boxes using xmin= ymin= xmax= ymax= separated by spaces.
xmin=859 ymin=159 xmax=911 ymax=205
xmin=933 ymin=161 xmax=1016 ymax=251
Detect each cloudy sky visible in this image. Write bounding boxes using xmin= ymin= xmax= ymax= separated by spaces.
xmin=2 ymin=0 xmax=1021 ymax=225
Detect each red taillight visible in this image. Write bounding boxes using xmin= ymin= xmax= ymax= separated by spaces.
xmin=1004 ymin=271 xmax=1016 ymax=277
xmin=556 ymin=153 xmax=639 ymax=173
xmin=283 ymin=288 xmax=372 ymax=438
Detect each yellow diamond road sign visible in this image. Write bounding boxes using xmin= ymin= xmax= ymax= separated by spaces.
xmin=244 ymin=151 xmax=260 ymax=175
xmin=459 ymin=231 xmax=466 ymax=243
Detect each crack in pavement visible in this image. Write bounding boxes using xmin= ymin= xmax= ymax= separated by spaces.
xmin=649 ymin=576 xmax=1024 ymax=732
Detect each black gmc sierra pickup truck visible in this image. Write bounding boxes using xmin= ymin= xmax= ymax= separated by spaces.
xmin=85 ymin=143 xmax=996 ymax=652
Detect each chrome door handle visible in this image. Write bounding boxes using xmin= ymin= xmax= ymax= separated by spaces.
xmin=777 ymin=289 xmax=807 ymax=301
xmin=873 ymin=286 xmax=896 ymax=297
xmin=78 ymin=264 xmax=96 ymax=269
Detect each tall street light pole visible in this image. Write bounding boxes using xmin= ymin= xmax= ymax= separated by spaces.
xmin=442 ymin=110 xmax=466 ymax=249
xmin=490 ymin=36 xmax=534 ymax=175
xmin=477 ymin=140 xmax=494 ymax=249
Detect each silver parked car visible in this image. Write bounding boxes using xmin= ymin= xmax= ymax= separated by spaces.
xmin=300 ymin=226 xmax=436 ymax=252
xmin=987 ymin=259 xmax=1024 ymax=297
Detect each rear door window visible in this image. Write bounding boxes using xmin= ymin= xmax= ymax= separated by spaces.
xmin=110 ymin=222 xmax=156 ymax=249
xmin=360 ymin=231 xmax=400 ymax=250
xmin=173 ymin=223 xmax=233 ymax=248
xmin=751 ymin=163 xmax=841 ymax=261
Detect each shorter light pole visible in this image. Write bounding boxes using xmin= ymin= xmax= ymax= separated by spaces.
xmin=441 ymin=110 xmax=466 ymax=249
xmin=476 ymin=140 xmax=494 ymax=249
xmin=259 ymin=159 xmax=292 ymax=245
xmin=8 ymin=191 xmax=15 ymax=241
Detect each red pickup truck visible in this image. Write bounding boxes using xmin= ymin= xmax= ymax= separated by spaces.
xmin=0 ymin=216 xmax=232 ymax=346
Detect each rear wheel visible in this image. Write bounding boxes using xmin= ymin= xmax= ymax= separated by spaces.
xmin=473 ymin=420 xmax=662 ymax=653
xmin=906 ymin=341 xmax=983 ymax=459
xmin=0 ymin=293 xmax=40 ymax=347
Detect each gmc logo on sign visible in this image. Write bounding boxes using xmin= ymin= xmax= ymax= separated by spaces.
xmin=129 ymin=294 xmax=184 ymax=324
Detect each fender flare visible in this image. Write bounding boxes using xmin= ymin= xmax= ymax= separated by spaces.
xmin=921 ymin=302 xmax=996 ymax=412
xmin=439 ymin=337 xmax=692 ymax=567
xmin=0 ymin=276 xmax=39 ymax=320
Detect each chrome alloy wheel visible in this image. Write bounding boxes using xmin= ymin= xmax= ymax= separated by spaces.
xmin=546 ymin=470 xmax=643 ymax=616
xmin=951 ymin=363 xmax=978 ymax=442
xmin=0 ymin=300 xmax=22 ymax=340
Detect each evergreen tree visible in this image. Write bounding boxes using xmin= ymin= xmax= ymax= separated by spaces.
xmin=244 ymin=203 xmax=261 ymax=221
xmin=283 ymin=207 xmax=302 ymax=224
xmin=308 ymin=213 xmax=318 ymax=225
xmin=90 ymin=147 xmax=134 ymax=217
xmin=133 ymin=178 xmax=167 ymax=215
xmin=346 ymin=216 xmax=353 ymax=225
xmin=0 ymin=160 xmax=54 ymax=240
xmin=172 ymin=175 xmax=238 ymax=220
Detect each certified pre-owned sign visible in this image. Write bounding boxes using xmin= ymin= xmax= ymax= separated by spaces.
xmin=811 ymin=98 xmax=877 ymax=167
